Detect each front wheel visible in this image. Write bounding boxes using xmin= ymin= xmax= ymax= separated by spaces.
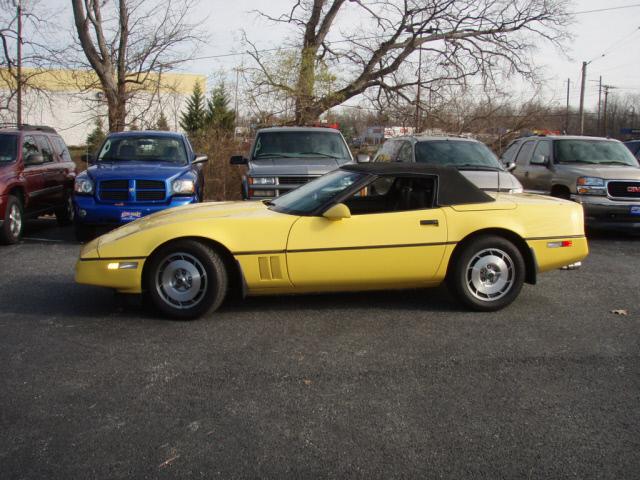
xmin=0 ymin=195 xmax=24 ymax=244
xmin=55 ymin=191 xmax=75 ymax=226
xmin=145 ymin=240 xmax=228 ymax=320
xmin=447 ymin=235 xmax=525 ymax=311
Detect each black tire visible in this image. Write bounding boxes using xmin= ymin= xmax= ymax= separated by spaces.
xmin=55 ymin=191 xmax=75 ymax=226
xmin=447 ymin=235 xmax=525 ymax=311
xmin=0 ymin=195 xmax=24 ymax=245
xmin=74 ymin=221 xmax=95 ymax=243
xmin=145 ymin=239 xmax=228 ymax=320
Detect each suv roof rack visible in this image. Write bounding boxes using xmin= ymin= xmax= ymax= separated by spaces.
xmin=0 ymin=123 xmax=58 ymax=133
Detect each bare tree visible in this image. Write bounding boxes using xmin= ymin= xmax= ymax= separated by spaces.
xmin=247 ymin=0 xmax=571 ymax=125
xmin=0 ymin=0 xmax=59 ymax=122
xmin=70 ymin=0 xmax=204 ymax=132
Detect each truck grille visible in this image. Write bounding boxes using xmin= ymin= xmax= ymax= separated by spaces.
xmin=278 ymin=176 xmax=314 ymax=185
xmin=98 ymin=179 xmax=166 ymax=202
xmin=608 ymin=181 xmax=640 ymax=198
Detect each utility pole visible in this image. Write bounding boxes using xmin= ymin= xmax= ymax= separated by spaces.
xmin=603 ymin=85 xmax=614 ymax=137
xmin=565 ymin=78 xmax=570 ymax=134
xmin=596 ymin=76 xmax=602 ymax=135
xmin=16 ymin=0 xmax=23 ymax=126
xmin=415 ymin=47 xmax=422 ymax=134
xmin=578 ymin=61 xmax=587 ymax=135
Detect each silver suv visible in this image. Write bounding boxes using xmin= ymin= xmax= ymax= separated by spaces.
xmin=501 ymin=135 xmax=640 ymax=231
xmin=373 ymin=136 xmax=523 ymax=193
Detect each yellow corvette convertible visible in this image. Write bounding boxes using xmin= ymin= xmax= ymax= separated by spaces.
xmin=75 ymin=164 xmax=588 ymax=319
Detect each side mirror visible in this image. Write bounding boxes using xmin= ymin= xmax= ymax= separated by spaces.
xmin=80 ymin=153 xmax=93 ymax=163
xmin=322 ymin=203 xmax=351 ymax=221
xmin=504 ymin=161 xmax=516 ymax=172
xmin=24 ymin=153 xmax=44 ymax=166
xmin=230 ymin=155 xmax=248 ymax=165
xmin=193 ymin=155 xmax=208 ymax=164
xmin=356 ymin=154 xmax=370 ymax=163
xmin=531 ymin=154 xmax=549 ymax=166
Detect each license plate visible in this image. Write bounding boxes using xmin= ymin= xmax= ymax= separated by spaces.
xmin=631 ymin=206 xmax=640 ymax=216
xmin=121 ymin=211 xmax=142 ymax=222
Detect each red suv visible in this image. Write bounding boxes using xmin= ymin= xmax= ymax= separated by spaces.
xmin=0 ymin=125 xmax=76 ymax=244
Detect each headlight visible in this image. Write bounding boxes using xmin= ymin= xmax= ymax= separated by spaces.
xmin=577 ymin=177 xmax=606 ymax=195
xmin=172 ymin=179 xmax=195 ymax=195
xmin=249 ymin=177 xmax=276 ymax=185
xmin=74 ymin=177 xmax=94 ymax=195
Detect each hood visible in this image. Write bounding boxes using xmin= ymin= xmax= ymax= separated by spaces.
xmin=459 ymin=170 xmax=523 ymax=192
xmin=554 ymin=164 xmax=640 ymax=180
xmin=86 ymin=161 xmax=188 ymax=181
xmin=248 ymin=157 xmax=347 ymax=176
xmin=97 ymin=200 xmax=267 ymax=246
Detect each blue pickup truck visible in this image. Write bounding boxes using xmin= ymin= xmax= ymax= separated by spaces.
xmin=73 ymin=131 xmax=207 ymax=241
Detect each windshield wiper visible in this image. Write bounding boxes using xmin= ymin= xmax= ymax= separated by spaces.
xmin=99 ymin=156 xmax=132 ymax=162
xmin=599 ymin=161 xmax=631 ymax=165
xmin=454 ymin=164 xmax=502 ymax=171
xmin=255 ymin=153 xmax=295 ymax=159
xmin=296 ymin=151 xmax=340 ymax=158
xmin=558 ymin=160 xmax=597 ymax=164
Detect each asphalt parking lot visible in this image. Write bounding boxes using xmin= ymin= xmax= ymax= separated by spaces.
xmin=1 ymin=219 xmax=639 ymax=479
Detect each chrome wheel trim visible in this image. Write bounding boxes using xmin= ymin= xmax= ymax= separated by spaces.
xmin=156 ymin=252 xmax=207 ymax=309
xmin=8 ymin=203 xmax=22 ymax=238
xmin=466 ymin=248 xmax=514 ymax=302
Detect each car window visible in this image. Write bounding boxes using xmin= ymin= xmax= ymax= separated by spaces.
xmin=35 ymin=136 xmax=54 ymax=163
xmin=252 ymin=131 xmax=350 ymax=160
xmin=514 ymin=141 xmax=535 ymax=166
xmin=414 ymin=140 xmax=502 ymax=169
xmin=0 ymin=133 xmax=18 ymax=163
xmin=344 ymin=175 xmax=436 ymax=215
xmin=554 ymin=139 xmax=639 ymax=166
xmin=51 ymin=136 xmax=72 ymax=162
xmin=531 ymin=140 xmax=551 ymax=164
xmin=98 ymin=136 xmax=188 ymax=164
xmin=373 ymin=140 xmax=400 ymax=163
xmin=501 ymin=141 xmax=521 ymax=163
xmin=22 ymin=135 xmax=40 ymax=161
xmin=396 ymin=142 xmax=413 ymax=162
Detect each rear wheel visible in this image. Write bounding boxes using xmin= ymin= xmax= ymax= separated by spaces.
xmin=448 ymin=235 xmax=525 ymax=311
xmin=1 ymin=195 xmax=24 ymax=244
xmin=145 ymin=240 xmax=228 ymax=320
xmin=55 ymin=191 xmax=75 ymax=226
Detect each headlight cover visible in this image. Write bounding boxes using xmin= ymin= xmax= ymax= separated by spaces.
xmin=74 ymin=177 xmax=94 ymax=195
xmin=172 ymin=179 xmax=195 ymax=195
xmin=577 ymin=177 xmax=606 ymax=195
xmin=249 ymin=177 xmax=276 ymax=185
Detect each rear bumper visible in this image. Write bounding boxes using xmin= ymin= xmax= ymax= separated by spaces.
xmin=575 ymin=196 xmax=640 ymax=231
xmin=73 ymin=195 xmax=196 ymax=225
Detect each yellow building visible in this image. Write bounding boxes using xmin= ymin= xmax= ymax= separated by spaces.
xmin=0 ymin=68 xmax=206 ymax=145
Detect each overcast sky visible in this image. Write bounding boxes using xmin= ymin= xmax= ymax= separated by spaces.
xmin=42 ymin=0 xmax=640 ymax=111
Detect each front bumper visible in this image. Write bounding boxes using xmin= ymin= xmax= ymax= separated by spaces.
xmin=574 ymin=195 xmax=640 ymax=231
xmin=75 ymin=257 xmax=145 ymax=294
xmin=0 ymin=194 xmax=7 ymax=222
xmin=74 ymin=195 xmax=196 ymax=225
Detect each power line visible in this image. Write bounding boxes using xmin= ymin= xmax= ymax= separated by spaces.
xmin=573 ymin=4 xmax=640 ymax=15
xmin=587 ymin=25 xmax=640 ymax=63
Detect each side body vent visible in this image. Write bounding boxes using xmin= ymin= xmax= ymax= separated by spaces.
xmin=258 ymin=256 xmax=284 ymax=280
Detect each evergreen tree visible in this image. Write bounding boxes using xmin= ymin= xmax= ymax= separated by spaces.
xmin=205 ymin=82 xmax=236 ymax=133
xmin=156 ymin=112 xmax=170 ymax=131
xmin=180 ymin=82 xmax=207 ymax=135
xmin=86 ymin=117 xmax=106 ymax=154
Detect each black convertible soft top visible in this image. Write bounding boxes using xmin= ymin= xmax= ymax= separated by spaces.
xmin=341 ymin=163 xmax=495 ymax=206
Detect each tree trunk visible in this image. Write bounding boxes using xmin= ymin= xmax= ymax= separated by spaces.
xmin=294 ymin=46 xmax=318 ymax=125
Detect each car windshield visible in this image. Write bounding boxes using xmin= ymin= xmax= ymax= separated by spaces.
xmin=97 ymin=136 xmax=188 ymax=165
xmin=0 ymin=134 xmax=18 ymax=163
xmin=415 ymin=140 xmax=503 ymax=170
xmin=269 ymin=169 xmax=365 ymax=215
xmin=554 ymin=140 xmax=639 ymax=166
xmin=253 ymin=131 xmax=351 ymax=160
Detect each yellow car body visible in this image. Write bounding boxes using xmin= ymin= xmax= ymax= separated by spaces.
xmin=75 ymin=164 xmax=588 ymax=318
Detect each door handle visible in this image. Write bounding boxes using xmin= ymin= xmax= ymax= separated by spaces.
xmin=524 ymin=171 xmax=530 ymax=177
xmin=420 ymin=219 xmax=439 ymax=226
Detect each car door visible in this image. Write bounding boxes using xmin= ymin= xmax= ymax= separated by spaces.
xmin=285 ymin=175 xmax=448 ymax=289
xmin=35 ymin=135 xmax=64 ymax=209
xmin=527 ymin=140 xmax=553 ymax=193
xmin=511 ymin=140 xmax=537 ymax=191
xmin=21 ymin=134 xmax=47 ymax=215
